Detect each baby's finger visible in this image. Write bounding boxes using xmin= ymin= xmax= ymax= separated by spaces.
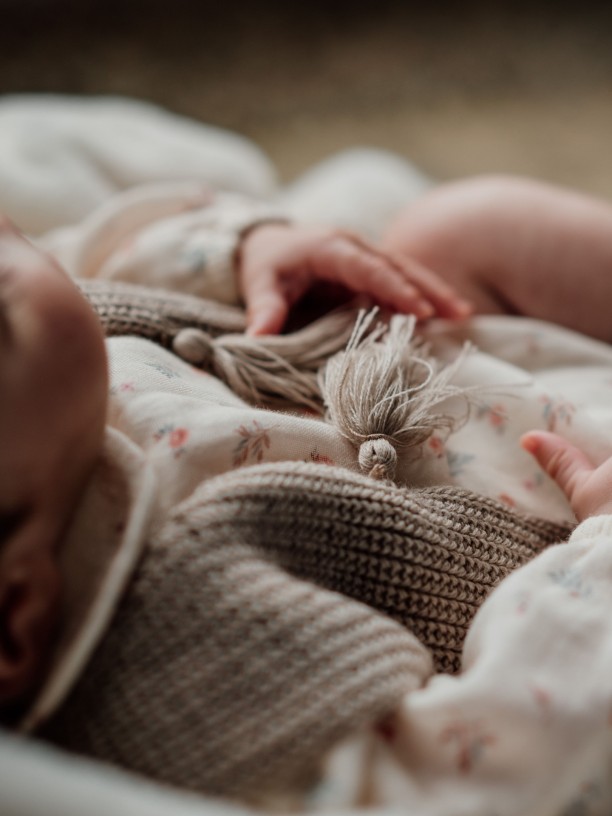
xmin=521 ymin=431 xmax=593 ymax=503
xmin=242 ymin=270 xmax=290 ymax=335
xmin=321 ymin=238 xmax=436 ymax=319
xmin=397 ymin=255 xmax=473 ymax=319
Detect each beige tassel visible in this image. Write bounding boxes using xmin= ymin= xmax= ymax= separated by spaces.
xmin=319 ymin=310 xmax=471 ymax=481
xmin=172 ymin=309 xmax=357 ymax=410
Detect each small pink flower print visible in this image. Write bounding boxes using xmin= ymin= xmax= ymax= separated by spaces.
xmin=169 ymin=427 xmax=189 ymax=448
xmin=233 ymin=420 xmax=273 ymax=467
xmin=539 ymin=395 xmax=575 ymax=431
xmin=153 ymin=424 xmax=189 ymax=458
xmin=310 ymin=449 xmax=334 ymax=465
xmin=427 ymin=435 xmax=446 ymax=458
xmin=476 ymin=402 xmax=509 ymax=434
xmin=440 ymin=718 xmax=497 ymax=774
xmin=498 ymin=492 xmax=516 ymax=508
xmin=523 ymin=472 xmax=545 ymax=491
xmin=110 ymin=381 xmax=136 ymax=396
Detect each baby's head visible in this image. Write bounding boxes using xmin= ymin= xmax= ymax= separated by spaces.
xmin=0 ymin=217 xmax=108 ymax=714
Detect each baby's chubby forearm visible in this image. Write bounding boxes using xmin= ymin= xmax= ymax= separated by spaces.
xmin=383 ymin=175 xmax=612 ymax=341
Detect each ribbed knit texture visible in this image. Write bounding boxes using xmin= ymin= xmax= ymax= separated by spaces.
xmin=78 ymin=278 xmax=359 ymax=409
xmin=177 ymin=462 xmax=572 ymax=673
xmin=42 ymin=462 xmax=572 ymax=800
xmin=78 ymin=278 xmax=246 ymax=344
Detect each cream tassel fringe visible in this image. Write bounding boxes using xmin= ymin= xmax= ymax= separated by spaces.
xmin=319 ymin=310 xmax=471 ymax=481
xmin=172 ymin=309 xmax=356 ymax=410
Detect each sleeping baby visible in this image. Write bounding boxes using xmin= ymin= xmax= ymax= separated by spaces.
xmin=2 ymin=176 xmax=612 ymax=814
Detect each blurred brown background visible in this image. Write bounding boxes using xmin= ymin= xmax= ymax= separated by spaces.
xmin=1 ymin=0 xmax=611 ymax=195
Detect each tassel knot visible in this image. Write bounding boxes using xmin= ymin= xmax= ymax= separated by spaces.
xmin=358 ymin=436 xmax=397 ymax=481
xmin=171 ymin=309 xmax=357 ymax=409
xmin=173 ymin=327 xmax=216 ymax=368
xmin=320 ymin=309 xmax=472 ymax=484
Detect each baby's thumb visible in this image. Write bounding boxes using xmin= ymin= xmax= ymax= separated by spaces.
xmin=521 ymin=431 xmax=592 ymax=504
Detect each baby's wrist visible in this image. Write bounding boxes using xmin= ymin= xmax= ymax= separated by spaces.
xmin=238 ymin=221 xmax=291 ymax=259
xmin=235 ymin=221 xmax=292 ymax=301
xmin=185 ymin=192 xmax=289 ymax=305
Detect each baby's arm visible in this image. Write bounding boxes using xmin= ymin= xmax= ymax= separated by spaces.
xmin=382 ymin=175 xmax=612 ymax=341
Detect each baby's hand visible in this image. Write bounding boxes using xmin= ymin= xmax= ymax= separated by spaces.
xmin=238 ymin=223 xmax=471 ymax=335
xmin=521 ymin=431 xmax=612 ymax=521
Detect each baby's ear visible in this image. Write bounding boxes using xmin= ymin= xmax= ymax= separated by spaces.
xmin=0 ymin=549 xmax=60 ymax=709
